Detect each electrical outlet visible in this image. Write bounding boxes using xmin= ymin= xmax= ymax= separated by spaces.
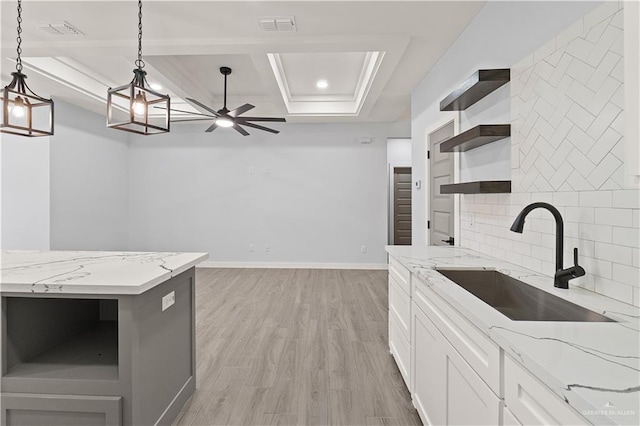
xmin=265 ymin=245 xmax=271 ymax=252
xmin=361 ymin=245 xmax=367 ymax=254
xmin=162 ymin=291 xmax=175 ymax=312
xmin=249 ymin=244 xmax=254 ymax=252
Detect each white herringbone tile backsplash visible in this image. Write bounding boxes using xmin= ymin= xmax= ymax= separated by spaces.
xmin=459 ymin=2 xmax=640 ymax=306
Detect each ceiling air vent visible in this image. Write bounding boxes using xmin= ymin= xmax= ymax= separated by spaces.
xmin=36 ymin=21 xmax=84 ymax=36
xmin=258 ymin=16 xmax=296 ymax=32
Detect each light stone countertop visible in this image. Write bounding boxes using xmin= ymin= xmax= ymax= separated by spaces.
xmin=386 ymin=245 xmax=640 ymax=426
xmin=0 ymin=251 xmax=209 ymax=295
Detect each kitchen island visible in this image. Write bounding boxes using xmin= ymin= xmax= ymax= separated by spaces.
xmin=0 ymin=250 xmax=208 ymax=426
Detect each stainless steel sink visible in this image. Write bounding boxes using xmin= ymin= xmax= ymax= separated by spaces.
xmin=437 ymin=269 xmax=615 ymax=322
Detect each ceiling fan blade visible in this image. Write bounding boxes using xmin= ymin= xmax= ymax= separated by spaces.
xmin=237 ymin=117 xmax=286 ymax=122
xmin=233 ymin=124 xmax=250 ymax=136
xmin=228 ymin=103 xmax=255 ymax=118
xmin=185 ymin=97 xmax=221 ymax=117
xmin=156 ymin=106 xmax=215 ymax=118
xmin=205 ymin=123 xmax=219 ymax=133
xmin=241 ymin=122 xmax=280 ymax=134
xmin=172 ymin=118 xmax=216 ymax=123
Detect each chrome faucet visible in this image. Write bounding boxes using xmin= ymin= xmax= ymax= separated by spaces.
xmin=510 ymin=202 xmax=585 ymax=289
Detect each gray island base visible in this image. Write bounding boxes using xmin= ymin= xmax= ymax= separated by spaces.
xmin=1 ymin=251 xmax=208 ymax=426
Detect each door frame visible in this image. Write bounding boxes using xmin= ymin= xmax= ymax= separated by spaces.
xmin=425 ymin=113 xmax=460 ymax=246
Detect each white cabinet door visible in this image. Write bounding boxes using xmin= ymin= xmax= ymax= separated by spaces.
xmin=413 ymin=300 xmax=501 ymax=426
xmin=443 ymin=334 xmax=501 ymax=426
xmin=504 ymin=356 xmax=587 ymax=426
xmin=389 ymin=274 xmax=411 ymax=341
xmin=389 ymin=310 xmax=411 ymax=390
xmin=412 ymin=301 xmax=446 ymax=426
xmin=503 ymin=406 xmax=523 ymax=425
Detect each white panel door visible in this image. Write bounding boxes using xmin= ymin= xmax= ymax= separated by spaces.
xmin=429 ymin=121 xmax=455 ymax=246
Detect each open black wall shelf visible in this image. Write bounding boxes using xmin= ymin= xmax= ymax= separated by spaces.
xmin=440 ymin=125 xmax=511 ymax=153
xmin=440 ymin=180 xmax=512 ymax=194
xmin=440 ymin=69 xmax=510 ymax=111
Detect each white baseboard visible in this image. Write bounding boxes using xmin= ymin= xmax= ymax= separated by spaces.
xmin=197 ymin=261 xmax=388 ymax=270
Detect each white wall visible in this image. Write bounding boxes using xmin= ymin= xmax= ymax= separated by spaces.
xmin=411 ymin=0 xmax=602 ymax=245
xmin=0 ymin=134 xmax=51 ymax=250
xmin=128 ymin=121 xmax=409 ymax=267
xmin=49 ymin=101 xmax=130 ymax=250
xmin=387 ymin=138 xmax=411 ymax=244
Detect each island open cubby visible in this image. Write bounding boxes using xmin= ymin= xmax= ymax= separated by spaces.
xmin=4 ymin=297 xmax=119 ymax=381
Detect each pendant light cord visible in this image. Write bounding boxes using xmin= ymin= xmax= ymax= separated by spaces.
xmin=15 ymin=0 xmax=23 ymax=72
xmin=135 ymin=0 xmax=145 ymax=70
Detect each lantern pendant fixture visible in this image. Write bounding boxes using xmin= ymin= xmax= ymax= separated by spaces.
xmin=106 ymin=0 xmax=170 ymax=135
xmin=1 ymin=0 xmax=54 ymax=137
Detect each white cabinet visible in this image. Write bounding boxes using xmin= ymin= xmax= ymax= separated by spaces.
xmin=389 ymin=256 xmax=412 ymax=390
xmin=504 ymin=356 xmax=587 ymax=425
xmin=387 ymin=255 xmax=589 ymax=426
xmin=389 ymin=309 xmax=411 ymax=389
xmin=389 ymin=274 xmax=411 ymax=340
xmin=412 ymin=302 xmax=446 ymax=426
xmin=412 ymin=278 xmax=501 ymax=395
xmin=412 ymin=300 xmax=501 ymax=426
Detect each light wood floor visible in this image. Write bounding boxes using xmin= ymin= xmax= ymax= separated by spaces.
xmin=173 ymin=268 xmax=421 ymax=426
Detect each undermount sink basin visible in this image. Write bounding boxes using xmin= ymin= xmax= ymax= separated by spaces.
xmin=437 ymin=269 xmax=615 ymax=322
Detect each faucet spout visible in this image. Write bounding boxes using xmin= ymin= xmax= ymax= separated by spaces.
xmin=510 ymin=202 xmax=583 ymax=289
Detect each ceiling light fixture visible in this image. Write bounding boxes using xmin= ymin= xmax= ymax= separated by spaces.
xmin=215 ymin=117 xmax=234 ymax=128
xmin=106 ymin=0 xmax=169 ymax=135
xmin=316 ymin=80 xmax=328 ymax=89
xmin=1 ymin=0 xmax=54 ymax=137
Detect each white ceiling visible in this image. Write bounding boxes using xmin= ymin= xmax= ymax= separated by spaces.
xmin=0 ymin=1 xmax=485 ymax=123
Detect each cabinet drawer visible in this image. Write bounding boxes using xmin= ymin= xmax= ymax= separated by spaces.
xmin=504 ymin=356 xmax=586 ymax=425
xmin=389 ymin=311 xmax=411 ymax=391
xmin=389 ymin=257 xmax=411 ymax=296
xmin=389 ymin=275 xmax=411 ymax=341
xmin=412 ymin=278 xmax=501 ymax=396
xmin=1 ymin=393 xmax=122 ymax=426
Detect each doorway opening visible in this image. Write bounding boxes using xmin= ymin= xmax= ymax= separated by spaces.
xmin=387 ymin=138 xmax=411 ymax=245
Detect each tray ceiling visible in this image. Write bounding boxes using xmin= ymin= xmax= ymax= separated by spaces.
xmin=0 ymin=0 xmax=485 ymax=123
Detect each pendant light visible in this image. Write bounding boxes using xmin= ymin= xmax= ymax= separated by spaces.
xmin=1 ymin=0 xmax=54 ymax=137
xmin=106 ymin=0 xmax=170 ymax=135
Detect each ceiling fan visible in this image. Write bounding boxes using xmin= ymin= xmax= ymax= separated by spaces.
xmin=169 ymin=66 xmax=286 ymax=135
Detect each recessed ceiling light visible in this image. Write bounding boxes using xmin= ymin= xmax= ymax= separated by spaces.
xmin=316 ymin=80 xmax=328 ymax=89
xmin=149 ymin=82 xmax=162 ymax=91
